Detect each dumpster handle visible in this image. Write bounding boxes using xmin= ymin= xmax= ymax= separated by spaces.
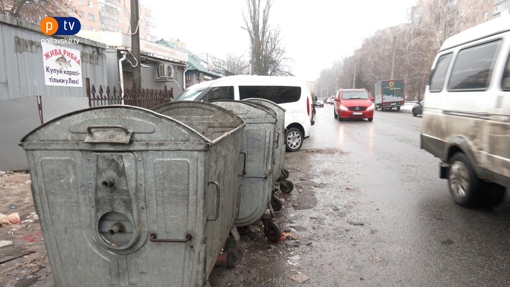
xmin=239 ymin=152 xmax=247 ymax=176
xmin=275 ymin=132 xmax=279 ymax=149
xmin=207 ymin=181 xmax=221 ymax=221
xmin=149 ymin=233 xmax=193 ymax=243
xmin=87 ymin=125 xmax=130 ymax=135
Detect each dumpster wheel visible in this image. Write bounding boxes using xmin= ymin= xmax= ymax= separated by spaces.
xmin=264 ymin=221 xmax=281 ymax=243
xmin=271 ymin=197 xmax=283 ymax=212
xmin=279 ymin=168 xmax=290 ymax=180
xmin=280 ymin=180 xmax=294 ymax=194
xmin=226 ymin=251 xmax=237 ymax=269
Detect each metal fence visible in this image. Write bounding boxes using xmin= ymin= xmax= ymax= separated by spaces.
xmin=85 ymin=78 xmax=174 ymax=109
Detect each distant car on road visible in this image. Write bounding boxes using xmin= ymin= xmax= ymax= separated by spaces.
xmin=315 ymin=100 xmax=324 ymax=108
xmin=333 ymin=88 xmax=374 ymax=122
xmin=412 ymin=101 xmax=423 ymax=117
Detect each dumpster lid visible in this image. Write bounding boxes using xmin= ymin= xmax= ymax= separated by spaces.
xmin=212 ymin=101 xmax=277 ymax=124
xmin=20 ymin=105 xmax=214 ymax=144
xmin=242 ymin=98 xmax=286 ymax=112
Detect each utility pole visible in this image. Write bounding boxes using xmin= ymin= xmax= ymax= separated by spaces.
xmin=352 ymin=64 xmax=356 ymax=89
xmin=390 ymin=36 xmax=396 ymax=79
xmin=131 ymin=0 xmax=141 ymax=89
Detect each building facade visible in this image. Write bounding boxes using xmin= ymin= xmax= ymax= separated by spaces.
xmin=69 ymin=0 xmax=157 ymax=41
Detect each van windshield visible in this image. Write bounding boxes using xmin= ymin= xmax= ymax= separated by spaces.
xmin=173 ymin=88 xmax=205 ymax=102
xmin=342 ymin=91 xmax=369 ymax=100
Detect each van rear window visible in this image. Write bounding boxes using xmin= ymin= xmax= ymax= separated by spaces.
xmin=429 ymin=53 xmax=453 ymax=92
xmin=448 ymin=40 xmax=501 ymax=91
xmin=239 ymin=86 xmax=301 ymax=104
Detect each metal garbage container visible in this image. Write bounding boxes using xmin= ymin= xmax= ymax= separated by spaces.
xmin=20 ymin=105 xmax=245 ymax=287
xmin=243 ymin=99 xmax=295 ymax=204
xmin=153 ymin=101 xmax=281 ymax=243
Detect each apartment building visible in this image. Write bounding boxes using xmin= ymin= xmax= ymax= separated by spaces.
xmin=70 ymin=0 xmax=157 ymax=41
xmin=411 ymin=0 xmax=498 ymax=40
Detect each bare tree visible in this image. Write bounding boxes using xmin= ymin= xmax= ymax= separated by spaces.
xmin=243 ymin=0 xmax=293 ymax=76
xmin=226 ymin=53 xmax=250 ymax=75
xmin=0 ymin=0 xmax=74 ymax=24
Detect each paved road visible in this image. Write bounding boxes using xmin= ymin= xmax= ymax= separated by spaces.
xmin=210 ymin=104 xmax=510 ymax=286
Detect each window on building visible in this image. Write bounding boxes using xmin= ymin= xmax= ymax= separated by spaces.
xmin=460 ymin=22 xmax=464 ymax=29
xmin=78 ymin=11 xmax=83 ymax=18
xmin=89 ymin=14 xmax=95 ymax=21
xmin=91 ymin=27 xmax=95 ymax=31
xmin=119 ymin=27 xmax=123 ymax=32
xmin=429 ymin=53 xmax=453 ymax=92
xmin=78 ymin=0 xmax=83 ymax=3
xmin=448 ymin=40 xmax=502 ymax=91
xmin=483 ymin=11 xmax=488 ymax=20
xmin=88 ymin=0 xmax=94 ymax=8
xmin=484 ymin=0 xmax=488 ymax=3
xmin=468 ymin=5 xmax=471 ymax=11
xmin=459 ymin=9 xmax=464 ymax=16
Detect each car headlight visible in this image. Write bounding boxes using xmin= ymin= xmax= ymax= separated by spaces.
xmin=340 ymin=105 xmax=349 ymax=111
xmin=367 ymin=104 xmax=375 ymax=111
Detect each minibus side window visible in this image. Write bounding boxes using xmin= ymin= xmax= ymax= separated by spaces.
xmin=239 ymin=86 xmax=301 ymax=104
xmin=201 ymin=86 xmax=234 ymax=102
xmin=448 ymin=40 xmax=501 ymax=91
xmin=430 ymin=53 xmax=453 ymax=92
xmin=502 ymin=51 xmax=510 ymax=91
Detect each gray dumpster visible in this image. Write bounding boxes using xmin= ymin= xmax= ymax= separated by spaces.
xmin=243 ymin=98 xmax=295 ymax=194
xmin=213 ymin=101 xmax=283 ymax=242
xmin=20 ymin=105 xmax=245 ymax=287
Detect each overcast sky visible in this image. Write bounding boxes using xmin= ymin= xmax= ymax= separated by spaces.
xmin=142 ymin=0 xmax=417 ymax=81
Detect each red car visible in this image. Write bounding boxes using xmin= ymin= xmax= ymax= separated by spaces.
xmin=333 ymin=89 xmax=374 ymax=122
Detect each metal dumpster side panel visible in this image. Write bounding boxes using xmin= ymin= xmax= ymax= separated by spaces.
xmin=212 ymin=102 xmax=277 ymax=226
xmin=127 ymin=151 xmax=205 ymax=287
xmin=152 ymin=102 xmax=244 ymax=141
xmin=203 ymin=127 xmax=244 ymax=279
xmin=26 ymin=150 xmax=125 ymax=286
xmin=243 ymin=99 xmax=286 ymax=181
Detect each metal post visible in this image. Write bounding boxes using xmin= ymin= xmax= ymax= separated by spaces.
xmin=131 ymin=0 xmax=141 ymax=89
xmin=390 ymin=36 xmax=396 ymax=79
xmin=353 ymin=64 xmax=356 ymax=89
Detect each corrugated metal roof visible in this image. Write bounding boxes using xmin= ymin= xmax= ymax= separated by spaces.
xmin=155 ymin=39 xmax=223 ymax=77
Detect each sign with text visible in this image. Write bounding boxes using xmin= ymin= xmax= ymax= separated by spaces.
xmin=141 ymin=39 xmax=188 ymax=63
xmin=41 ymin=43 xmax=82 ymax=87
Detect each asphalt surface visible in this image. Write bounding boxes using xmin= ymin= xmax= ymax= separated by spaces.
xmin=210 ymin=104 xmax=510 ymax=287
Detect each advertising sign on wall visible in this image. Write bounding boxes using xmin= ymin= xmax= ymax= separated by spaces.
xmin=41 ymin=42 xmax=82 ymax=87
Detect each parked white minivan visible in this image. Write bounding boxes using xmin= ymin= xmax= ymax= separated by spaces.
xmin=421 ymin=15 xmax=510 ymax=208
xmin=173 ymin=76 xmax=315 ymax=152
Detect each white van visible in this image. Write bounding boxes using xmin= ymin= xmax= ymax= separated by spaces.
xmin=421 ymin=15 xmax=510 ymax=208
xmin=173 ymin=76 xmax=315 ymax=152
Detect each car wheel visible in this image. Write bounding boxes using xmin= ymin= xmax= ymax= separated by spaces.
xmin=448 ymin=153 xmax=483 ymax=208
xmin=368 ymin=118 xmax=373 ymax=122
xmin=397 ymin=106 xmax=401 ymax=111
xmin=412 ymin=109 xmax=417 ymax=117
xmin=285 ymin=128 xmax=303 ymax=152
